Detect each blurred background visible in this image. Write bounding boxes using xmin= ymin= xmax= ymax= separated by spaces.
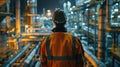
xmin=0 ymin=0 xmax=120 ymax=67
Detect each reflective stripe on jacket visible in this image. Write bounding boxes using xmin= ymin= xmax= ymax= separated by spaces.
xmin=40 ymin=32 xmax=84 ymax=67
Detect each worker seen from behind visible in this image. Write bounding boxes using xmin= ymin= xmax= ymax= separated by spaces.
xmin=40 ymin=9 xmax=84 ymax=67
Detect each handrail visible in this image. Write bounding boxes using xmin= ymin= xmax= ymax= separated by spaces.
xmin=24 ymin=42 xmax=41 ymax=64
xmin=81 ymin=40 xmax=106 ymax=67
xmin=3 ymin=42 xmax=33 ymax=67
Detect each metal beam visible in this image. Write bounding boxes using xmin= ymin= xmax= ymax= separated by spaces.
xmin=81 ymin=40 xmax=106 ymax=67
xmin=0 ymin=0 xmax=8 ymax=6
xmin=21 ymin=33 xmax=51 ymax=36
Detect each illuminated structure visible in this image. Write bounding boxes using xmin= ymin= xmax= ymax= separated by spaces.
xmin=0 ymin=0 xmax=120 ymax=67
xmin=73 ymin=0 xmax=120 ymax=66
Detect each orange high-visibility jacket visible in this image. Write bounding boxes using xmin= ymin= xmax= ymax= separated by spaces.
xmin=40 ymin=32 xmax=84 ymax=67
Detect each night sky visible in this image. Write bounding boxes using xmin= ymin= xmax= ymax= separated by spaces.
xmin=11 ymin=0 xmax=75 ymax=16
xmin=37 ymin=0 xmax=75 ymax=14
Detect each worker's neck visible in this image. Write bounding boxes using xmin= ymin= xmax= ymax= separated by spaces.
xmin=52 ymin=25 xmax=67 ymax=32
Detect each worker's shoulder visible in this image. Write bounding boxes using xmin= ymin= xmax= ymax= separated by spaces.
xmin=50 ymin=32 xmax=72 ymax=37
xmin=65 ymin=33 xmax=73 ymax=36
xmin=64 ymin=33 xmax=80 ymax=41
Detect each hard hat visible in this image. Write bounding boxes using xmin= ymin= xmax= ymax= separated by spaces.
xmin=52 ymin=9 xmax=67 ymax=24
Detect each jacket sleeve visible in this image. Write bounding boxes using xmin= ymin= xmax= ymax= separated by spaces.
xmin=75 ymin=37 xmax=84 ymax=67
xmin=40 ymin=38 xmax=47 ymax=67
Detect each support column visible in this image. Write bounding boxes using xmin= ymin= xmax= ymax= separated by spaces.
xmin=97 ymin=3 xmax=106 ymax=62
xmin=87 ymin=9 xmax=90 ymax=46
xmin=30 ymin=16 xmax=32 ymax=33
xmin=94 ymin=5 xmax=97 ymax=56
xmin=6 ymin=0 xmax=10 ymax=13
xmin=112 ymin=33 xmax=115 ymax=52
xmin=106 ymin=0 xmax=113 ymax=28
xmin=16 ymin=0 xmax=21 ymax=34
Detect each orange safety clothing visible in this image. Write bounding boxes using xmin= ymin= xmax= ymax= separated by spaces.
xmin=40 ymin=32 xmax=84 ymax=67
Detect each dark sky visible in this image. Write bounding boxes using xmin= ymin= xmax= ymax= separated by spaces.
xmin=10 ymin=0 xmax=75 ymax=16
xmin=37 ymin=0 xmax=75 ymax=14
xmin=37 ymin=0 xmax=60 ymax=14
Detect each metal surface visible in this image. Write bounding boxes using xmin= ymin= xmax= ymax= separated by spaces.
xmin=97 ymin=4 xmax=106 ymax=62
xmin=3 ymin=43 xmax=33 ymax=67
xmin=16 ymin=0 xmax=21 ymax=34
xmin=0 ymin=0 xmax=8 ymax=6
xmin=25 ymin=42 xmax=40 ymax=64
xmin=22 ymin=33 xmax=51 ymax=36
xmin=82 ymin=40 xmax=106 ymax=67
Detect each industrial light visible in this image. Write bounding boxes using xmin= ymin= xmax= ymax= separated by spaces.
xmin=25 ymin=25 xmax=28 ymax=28
xmin=75 ymin=25 xmax=77 ymax=29
xmin=86 ymin=9 xmax=88 ymax=11
xmin=67 ymin=1 xmax=71 ymax=6
xmin=82 ymin=23 xmax=85 ymax=25
xmin=47 ymin=10 xmax=52 ymax=16
xmin=114 ymin=9 xmax=118 ymax=12
xmin=115 ymin=3 xmax=118 ymax=6
xmin=47 ymin=10 xmax=51 ymax=12
xmin=63 ymin=3 xmax=67 ymax=7
xmin=71 ymin=11 xmax=73 ymax=14
xmin=111 ymin=15 xmax=114 ymax=18
xmin=118 ymin=15 xmax=120 ymax=18
xmin=70 ymin=8 xmax=72 ymax=11
xmin=72 ymin=6 xmax=75 ymax=8
xmin=92 ymin=15 xmax=95 ymax=18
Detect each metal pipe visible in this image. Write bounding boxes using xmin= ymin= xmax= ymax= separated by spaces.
xmin=112 ymin=33 xmax=115 ymax=52
xmin=16 ymin=0 xmax=21 ymax=34
xmin=87 ymin=9 xmax=90 ymax=46
xmin=97 ymin=3 xmax=106 ymax=62
xmin=24 ymin=42 xmax=40 ymax=66
xmin=6 ymin=0 xmax=10 ymax=13
xmin=82 ymin=41 xmax=106 ymax=67
xmin=106 ymin=0 xmax=113 ymax=27
xmin=3 ymin=43 xmax=33 ymax=67
xmin=94 ymin=5 xmax=97 ymax=56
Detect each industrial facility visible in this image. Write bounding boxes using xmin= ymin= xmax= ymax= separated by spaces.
xmin=0 ymin=0 xmax=120 ymax=67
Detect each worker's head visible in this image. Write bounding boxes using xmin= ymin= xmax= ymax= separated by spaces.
xmin=52 ymin=9 xmax=67 ymax=26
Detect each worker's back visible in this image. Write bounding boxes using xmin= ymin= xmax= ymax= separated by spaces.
xmin=40 ymin=32 xmax=84 ymax=67
xmin=40 ymin=8 xmax=84 ymax=67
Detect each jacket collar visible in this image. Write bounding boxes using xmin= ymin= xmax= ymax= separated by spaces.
xmin=52 ymin=26 xmax=67 ymax=32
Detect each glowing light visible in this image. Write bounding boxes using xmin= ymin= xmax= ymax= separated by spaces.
xmin=63 ymin=3 xmax=66 ymax=7
xmin=111 ymin=15 xmax=114 ymax=18
xmin=71 ymin=11 xmax=73 ymax=14
xmin=7 ymin=44 xmax=9 ymax=47
xmin=86 ymin=9 xmax=88 ymax=11
xmin=116 ymin=3 xmax=118 ymax=5
xmin=47 ymin=13 xmax=51 ymax=16
xmin=25 ymin=25 xmax=28 ymax=28
xmin=47 ymin=10 xmax=52 ymax=16
xmin=72 ymin=6 xmax=75 ymax=8
xmin=75 ymin=25 xmax=77 ymax=29
xmin=114 ymin=9 xmax=118 ymax=12
xmin=118 ymin=15 xmax=120 ymax=18
xmin=82 ymin=23 xmax=85 ymax=25
xmin=70 ymin=8 xmax=72 ymax=11
xmin=67 ymin=1 xmax=71 ymax=6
